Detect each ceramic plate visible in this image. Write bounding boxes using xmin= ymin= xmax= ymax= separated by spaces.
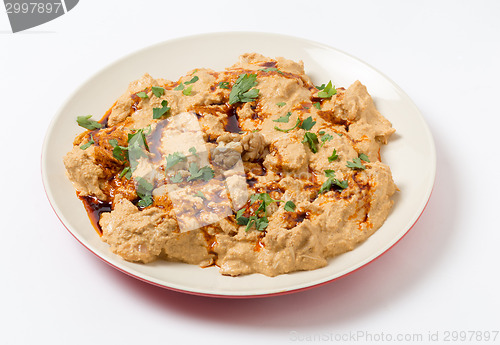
xmin=42 ymin=32 xmax=436 ymax=297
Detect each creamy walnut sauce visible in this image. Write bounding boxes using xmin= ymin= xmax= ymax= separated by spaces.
xmin=64 ymin=53 xmax=396 ymax=276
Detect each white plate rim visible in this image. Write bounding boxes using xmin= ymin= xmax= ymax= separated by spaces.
xmin=41 ymin=31 xmax=436 ymax=298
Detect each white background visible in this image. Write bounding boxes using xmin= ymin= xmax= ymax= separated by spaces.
xmin=1 ymin=1 xmax=499 ymax=344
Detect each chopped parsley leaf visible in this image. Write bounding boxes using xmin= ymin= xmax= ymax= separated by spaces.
xmin=316 ymin=84 xmax=326 ymax=90
xmin=127 ymin=128 xmax=149 ymax=151
xmin=170 ymin=172 xmax=183 ymax=183
xmin=273 ymin=112 xmax=292 ymax=123
xmin=319 ymin=170 xmax=348 ymax=194
xmin=302 ymin=132 xmax=319 ymax=153
xmin=276 ymin=101 xmax=286 ymax=107
xmin=321 ymin=133 xmax=334 ymax=142
xmin=228 ymin=73 xmax=259 ymax=104
xmin=136 ymin=91 xmax=149 ymax=99
xmin=109 ymin=128 xmax=150 ymax=170
xmin=151 ymin=86 xmax=165 ymax=97
xmin=359 ymin=153 xmax=370 ymax=162
xmin=109 ymin=139 xmax=128 ymax=162
xmin=195 ymin=191 xmax=206 ymax=199
xmin=127 ymin=129 xmax=150 ymax=171
xmin=317 ymin=81 xmax=337 ymax=98
xmin=318 ymin=179 xmax=332 ymax=194
xmin=313 ymin=102 xmax=321 ymax=110
xmin=245 ymin=216 xmax=269 ymax=231
xmin=325 ymin=169 xmax=336 ymax=178
xmin=80 ymin=134 xmax=94 ymax=150
xmin=218 ymin=81 xmax=230 ymax=89
xmin=236 ymin=193 xmax=281 ymax=232
xmin=165 ymin=152 xmax=186 ymax=170
xmin=189 ymin=146 xmax=199 ymax=157
xmin=135 ymin=177 xmax=154 ymax=208
xmin=250 ymin=193 xmax=282 ymax=214
xmin=328 ymin=149 xmax=338 ymax=162
xmin=77 ymin=115 xmax=102 ymax=130
xmin=235 ymin=208 xmax=249 ymax=225
xmin=284 ymin=201 xmax=296 ymax=212
xmin=137 ymin=194 xmax=153 ymax=208
xmin=119 ymin=166 xmax=131 ymax=179
xmin=275 ymin=117 xmax=300 ymax=133
xmin=334 ymin=179 xmax=349 ymax=190
xmin=182 ymin=85 xmax=193 ymax=96
xmin=346 ymin=157 xmax=366 ymax=170
xmin=174 ymin=83 xmax=185 ymax=91
xmin=299 ymin=116 xmax=316 ymax=130
xmin=187 ymin=162 xmax=215 ymax=182
xmin=259 ymin=67 xmax=283 ymax=74
xmin=184 ymin=76 xmax=199 ymax=85
xmin=152 ymin=100 xmax=170 ymax=119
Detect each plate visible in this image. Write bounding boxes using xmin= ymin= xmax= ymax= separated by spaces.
xmin=41 ymin=32 xmax=436 ymax=298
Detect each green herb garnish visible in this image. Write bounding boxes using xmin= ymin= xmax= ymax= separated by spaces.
xmin=302 ymin=132 xmax=319 ymax=153
xmin=127 ymin=129 xmax=150 ymax=172
xmin=187 ymin=162 xmax=215 ymax=182
xmin=275 ymin=117 xmax=300 ymax=133
xmin=127 ymin=128 xmax=149 ymax=151
xmin=273 ymin=112 xmax=292 ymax=123
xmin=108 ymin=128 xmax=149 ymax=169
xmin=80 ymin=135 xmax=94 ymax=150
xmin=250 ymin=193 xmax=282 ymax=214
xmin=151 ymin=86 xmax=164 ymax=97
xmin=109 ymin=139 xmax=128 ymax=162
xmin=77 ymin=115 xmax=102 ymax=130
xmin=321 ymin=133 xmax=334 ymax=143
xmin=218 ymin=81 xmax=230 ymax=89
xmin=236 ymin=192 xmax=282 ymax=232
xmin=170 ymin=172 xmax=183 ymax=183
xmin=189 ymin=146 xmax=199 ymax=157
xmin=184 ymin=76 xmax=199 ymax=85
xmin=328 ymin=149 xmax=338 ymax=162
xmin=319 ymin=170 xmax=348 ymax=194
xmin=245 ymin=216 xmax=269 ymax=231
xmin=182 ymin=85 xmax=193 ymax=96
xmin=276 ymin=102 xmax=286 ymax=107
xmin=313 ymin=102 xmax=321 ymax=110
xmin=136 ymin=91 xmax=149 ymax=99
xmin=119 ymin=166 xmax=132 ymax=179
xmin=259 ymin=67 xmax=283 ymax=74
xmin=299 ymin=116 xmax=316 ymax=130
xmin=165 ymin=152 xmax=186 ymax=170
xmin=228 ymin=73 xmax=259 ymax=104
xmin=235 ymin=210 xmax=269 ymax=232
xmin=235 ymin=208 xmax=248 ymax=225
xmin=194 ymin=191 xmax=206 ymax=199
xmin=174 ymin=83 xmax=185 ymax=91
xmin=317 ymin=81 xmax=337 ymax=98
xmin=346 ymin=157 xmax=366 ymax=170
xmin=152 ymin=100 xmax=170 ymax=119
xmin=359 ymin=153 xmax=370 ymax=162
xmin=284 ymin=201 xmax=296 ymax=212
xmin=135 ymin=177 xmax=154 ymax=208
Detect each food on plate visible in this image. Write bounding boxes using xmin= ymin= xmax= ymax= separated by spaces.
xmin=63 ymin=53 xmax=397 ymax=276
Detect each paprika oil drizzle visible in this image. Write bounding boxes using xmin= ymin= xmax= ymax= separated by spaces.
xmin=79 ymin=195 xmax=112 ymax=235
